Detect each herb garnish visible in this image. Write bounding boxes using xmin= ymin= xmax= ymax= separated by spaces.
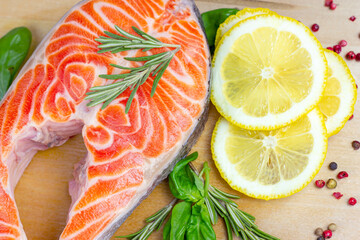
xmin=117 ymin=152 xmax=279 ymax=240
xmin=85 ymin=26 xmax=181 ymax=113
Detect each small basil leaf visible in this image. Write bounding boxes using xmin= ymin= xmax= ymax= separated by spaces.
xmin=0 ymin=27 xmax=32 ymax=100
xmin=186 ymin=200 xmax=216 ymax=240
xmin=168 ymin=201 xmax=192 ymax=240
xmin=163 ymin=219 xmax=171 ymax=240
xmin=169 ymin=152 xmax=204 ymax=202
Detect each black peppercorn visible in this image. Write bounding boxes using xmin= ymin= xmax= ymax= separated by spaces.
xmin=317 ymin=236 xmax=325 ymax=240
xmin=329 ymin=162 xmax=337 ymax=170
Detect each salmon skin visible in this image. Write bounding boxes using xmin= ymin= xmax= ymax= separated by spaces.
xmin=0 ymin=0 xmax=210 ymax=239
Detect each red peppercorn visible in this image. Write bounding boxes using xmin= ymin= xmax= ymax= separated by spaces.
xmin=330 ymin=2 xmax=337 ymax=10
xmin=337 ymin=171 xmax=349 ymax=179
xmin=333 ymin=45 xmax=342 ymax=54
xmin=349 ymin=197 xmax=357 ymax=205
xmin=352 ymin=140 xmax=360 ymax=150
xmin=333 ymin=192 xmax=343 ymax=199
xmin=325 ymin=0 xmax=333 ymax=7
xmin=355 ymin=53 xmax=360 ymax=61
xmin=323 ymin=230 xmax=332 ymax=238
xmin=349 ymin=114 xmax=354 ymax=120
xmin=346 ymin=51 xmax=356 ymax=60
xmin=315 ymin=180 xmax=325 ymax=188
xmin=339 ymin=40 xmax=347 ymax=47
xmin=350 ymin=16 xmax=356 ymax=21
xmin=311 ymin=24 xmax=319 ymax=32
xmin=326 ymin=47 xmax=334 ymax=51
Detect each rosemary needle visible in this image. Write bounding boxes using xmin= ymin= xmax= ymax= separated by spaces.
xmin=85 ymin=26 xmax=181 ymax=113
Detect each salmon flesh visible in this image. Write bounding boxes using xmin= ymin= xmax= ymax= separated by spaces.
xmin=0 ymin=0 xmax=210 ymax=239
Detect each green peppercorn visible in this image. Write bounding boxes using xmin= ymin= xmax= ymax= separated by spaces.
xmin=328 ymin=223 xmax=337 ymax=232
xmin=329 ymin=162 xmax=337 ymax=170
xmin=315 ymin=227 xmax=323 ymax=236
xmin=326 ymin=178 xmax=337 ymax=189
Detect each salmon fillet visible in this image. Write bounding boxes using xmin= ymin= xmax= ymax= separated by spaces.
xmin=0 ymin=0 xmax=210 ymax=239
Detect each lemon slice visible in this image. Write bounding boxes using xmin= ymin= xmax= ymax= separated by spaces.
xmin=318 ymin=49 xmax=357 ymax=137
xmin=211 ymin=14 xmax=327 ymax=130
xmin=211 ymin=108 xmax=327 ymax=200
xmin=215 ymin=8 xmax=277 ymax=47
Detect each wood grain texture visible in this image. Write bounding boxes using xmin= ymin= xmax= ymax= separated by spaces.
xmin=0 ymin=0 xmax=360 ymax=239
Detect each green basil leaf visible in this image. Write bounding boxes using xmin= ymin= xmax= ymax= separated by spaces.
xmin=163 ymin=219 xmax=171 ymax=240
xmin=201 ymin=8 xmax=239 ymax=53
xmin=186 ymin=200 xmax=216 ymax=240
xmin=169 ymin=152 xmax=204 ymax=202
xmin=168 ymin=201 xmax=192 ymax=240
xmin=0 ymin=27 xmax=32 ymax=99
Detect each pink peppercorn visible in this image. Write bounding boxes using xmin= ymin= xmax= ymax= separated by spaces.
xmin=339 ymin=40 xmax=347 ymax=47
xmin=315 ymin=180 xmax=325 ymax=188
xmin=346 ymin=51 xmax=356 ymax=60
xmin=355 ymin=53 xmax=360 ymax=61
xmin=349 ymin=197 xmax=357 ymax=206
xmin=326 ymin=47 xmax=334 ymax=51
xmin=330 ymin=2 xmax=337 ymax=10
xmin=337 ymin=171 xmax=349 ymax=179
xmin=333 ymin=192 xmax=343 ymax=199
xmin=323 ymin=230 xmax=332 ymax=239
xmin=325 ymin=0 xmax=333 ymax=7
xmin=349 ymin=114 xmax=354 ymax=120
xmin=333 ymin=45 xmax=342 ymax=54
xmin=311 ymin=24 xmax=319 ymax=32
xmin=350 ymin=16 xmax=356 ymax=21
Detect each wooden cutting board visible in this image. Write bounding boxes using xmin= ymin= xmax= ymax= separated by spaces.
xmin=1 ymin=0 xmax=360 ymax=239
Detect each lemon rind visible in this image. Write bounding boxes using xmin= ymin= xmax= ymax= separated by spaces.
xmin=322 ymin=49 xmax=357 ymax=137
xmin=211 ymin=14 xmax=328 ymax=131
xmin=211 ymin=108 xmax=328 ymax=200
xmin=214 ymin=7 xmax=277 ymax=47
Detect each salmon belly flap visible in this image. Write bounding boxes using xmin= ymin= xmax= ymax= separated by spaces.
xmin=0 ymin=0 xmax=210 ymax=239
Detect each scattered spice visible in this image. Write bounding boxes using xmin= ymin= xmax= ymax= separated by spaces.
xmin=337 ymin=171 xmax=348 ymax=179
xmin=355 ymin=53 xmax=360 ymax=61
xmin=326 ymin=178 xmax=337 ymax=189
xmin=317 ymin=236 xmax=325 ymax=240
xmin=339 ymin=40 xmax=347 ymax=47
xmin=328 ymin=223 xmax=337 ymax=232
xmin=325 ymin=0 xmax=333 ymax=7
xmin=323 ymin=230 xmax=332 ymax=239
xmin=315 ymin=180 xmax=325 ymax=188
xmin=328 ymin=162 xmax=337 ymax=170
xmin=349 ymin=16 xmax=356 ymax=21
xmin=333 ymin=45 xmax=342 ymax=54
xmin=348 ymin=197 xmax=357 ymax=205
xmin=315 ymin=228 xmax=323 ymax=236
xmin=349 ymin=114 xmax=354 ymax=120
xmin=351 ymin=140 xmax=360 ymax=150
xmin=329 ymin=2 xmax=337 ymax=10
xmin=346 ymin=51 xmax=355 ymax=60
xmin=333 ymin=192 xmax=343 ymax=199
xmin=326 ymin=47 xmax=334 ymax=51
xmin=311 ymin=24 xmax=320 ymax=32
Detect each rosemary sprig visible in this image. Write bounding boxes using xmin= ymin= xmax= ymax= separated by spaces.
xmin=190 ymin=164 xmax=279 ymax=240
xmin=118 ymin=162 xmax=279 ymax=240
xmin=116 ymin=199 xmax=177 ymax=240
xmin=85 ymin=26 xmax=181 ymax=113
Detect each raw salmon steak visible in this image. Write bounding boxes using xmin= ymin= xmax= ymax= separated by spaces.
xmin=0 ymin=0 xmax=210 ymax=239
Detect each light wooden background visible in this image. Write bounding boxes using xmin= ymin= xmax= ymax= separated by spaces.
xmin=1 ymin=0 xmax=360 ymax=239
